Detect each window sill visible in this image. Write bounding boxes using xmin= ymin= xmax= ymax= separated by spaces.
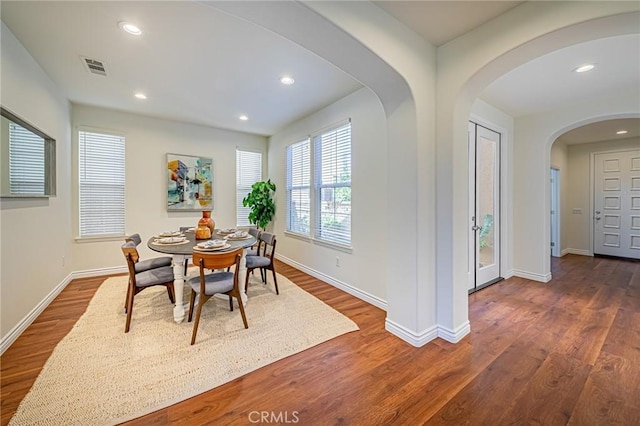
xmin=284 ymin=231 xmax=312 ymax=243
xmin=75 ymin=235 xmax=126 ymax=243
xmin=312 ymin=238 xmax=353 ymax=254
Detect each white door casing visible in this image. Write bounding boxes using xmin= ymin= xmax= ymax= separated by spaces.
xmin=593 ymin=149 xmax=640 ymax=259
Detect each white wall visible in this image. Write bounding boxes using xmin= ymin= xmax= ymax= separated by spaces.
xmin=71 ymin=105 xmax=267 ymax=271
xmin=513 ymin=91 xmax=639 ymax=280
xmin=565 ymin=137 xmax=640 ymax=254
xmin=0 ymin=22 xmax=72 ymax=340
xmin=268 ymin=87 xmax=388 ymax=305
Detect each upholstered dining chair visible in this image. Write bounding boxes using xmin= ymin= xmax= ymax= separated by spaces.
xmin=245 ymin=227 xmax=262 ymax=257
xmin=125 ymin=233 xmax=173 ymax=271
xmin=188 ymin=247 xmax=248 ymax=345
xmin=244 ymin=232 xmax=279 ymax=295
xmin=121 ymin=241 xmax=175 ymax=333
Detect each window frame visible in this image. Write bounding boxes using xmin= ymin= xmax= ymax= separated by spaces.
xmin=285 ymin=119 xmax=352 ymax=252
xmin=285 ymin=138 xmax=311 ymax=238
xmin=77 ymin=128 xmax=126 ymax=240
xmin=236 ymin=147 xmax=263 ymax=228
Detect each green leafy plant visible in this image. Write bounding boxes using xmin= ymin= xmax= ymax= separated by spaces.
xmin=242 ymin=179 xmax=276 ymax=230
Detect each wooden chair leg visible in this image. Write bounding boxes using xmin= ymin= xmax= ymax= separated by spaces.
xmin=166 ymin=284 xmax=175 ymax=304
xmin=235 ymin=293 xmax=248 ymax=329
xmin=244 ymin=268 xmax=251 ymax=293
xmin=190 ymin=295 xmax=209 ymax=345
xmin=271 ymin=267 xmax=279 ymax=295
xmin=124 ymin=280 xmax=132 ymax=313
xmin=187 ymin=290 xmax=196 ymax=322
xmin=124 ymin=284 xmax=136 ymax=333
xmin=229 ymin=295 xmax=234 ymax=312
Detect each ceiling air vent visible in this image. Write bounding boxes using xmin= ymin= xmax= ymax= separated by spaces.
xmin=81 ymin=56 xmax=107 ymax=76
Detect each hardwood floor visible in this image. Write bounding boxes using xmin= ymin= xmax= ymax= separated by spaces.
xmin=2 ymin=255 xmax=639 ymax=425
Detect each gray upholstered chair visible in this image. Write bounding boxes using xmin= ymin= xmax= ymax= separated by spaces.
xmin=245 ymin=227 xmax=262 ymax=257
xmin=187 ymin=247 xmax=248 ymax=345
xmin=121 ymin=241 xmax=175 ymax=333
xmin=244 ymin=232 xmax=279 ymax=295
xmin=125 ymin=233 xmax=172 ymax=272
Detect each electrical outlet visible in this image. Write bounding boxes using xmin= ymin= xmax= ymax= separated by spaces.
xmin=336 ymin=256 xmax=340 ymax=267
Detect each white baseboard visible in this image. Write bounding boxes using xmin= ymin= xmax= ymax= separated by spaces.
xmin=0 ymin=266 xmax=127 ymax=355
xmin=561 ymin=248 xmax=592 ymax=257
xmin=385 ymin=318 xmax=438 ymax=347
xmin=437 ymin=321 xmax=471 ymax=343
xmin=503 ymin=269 xmax=515 ymax=279
xmin=275 ymin=254 xmax=388 ymax=311
xmin=512 ymin=269 xmax=552 ymax=283
xmin=0 ymin=272 xmax=74 ymax=355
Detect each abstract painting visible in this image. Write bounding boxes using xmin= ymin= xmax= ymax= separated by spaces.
xmin=167 ymin=153 xmax=213 ymax=211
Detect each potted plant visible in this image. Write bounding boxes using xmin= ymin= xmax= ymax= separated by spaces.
xmin=242 ymin=179 xmax=276 ymax=230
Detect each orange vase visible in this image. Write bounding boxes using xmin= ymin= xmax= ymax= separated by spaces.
xmin=198 ymin=210 xmax=215 ymax=234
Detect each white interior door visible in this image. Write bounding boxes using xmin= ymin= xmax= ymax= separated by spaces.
xmin=594 ymin=150 xmax=640 ymax=259
xmin=469 ymin=122 xmax=501 ymax=291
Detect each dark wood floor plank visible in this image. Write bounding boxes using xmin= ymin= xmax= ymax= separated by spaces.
xmin=2 ymin=255 xmax=640 ymax=425
xmin=569 ymin=352 xmax=640 ymax=425
xmin=496 ymin=352 xmax=592 ymax=426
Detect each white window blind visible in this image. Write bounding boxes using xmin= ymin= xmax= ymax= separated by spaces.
xmin=236 ymin=149 xmax=262 ymax=227
xmin=286 ymin=139 xmax=311 ymax=235
xmin=314 ymin=122 xmax=351 ymax=246
xmin=9 ymin=122 xmax=45 ymax=195
xmin=79 ymin=131 xmax=125 ymax=237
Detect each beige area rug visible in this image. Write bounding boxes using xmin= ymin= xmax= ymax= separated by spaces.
xmin=9 ymin=271 xmax=359 ymax=425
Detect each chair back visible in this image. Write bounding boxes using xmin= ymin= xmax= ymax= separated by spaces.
xmin=192 ymin=247 xmax=243 ymax=271
xmin=192 ymin=248 xmax=243 ymax=293
xmin=259 ymin=232 xmax=277 ymax=259
xmin=125 ymin=233 xmax=142 ymax=246
xmin=121 ymin=241 xmax=140 ymax=278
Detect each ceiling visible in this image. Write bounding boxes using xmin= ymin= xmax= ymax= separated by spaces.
xmin=373 ymin=1 xmax=523 ymax=46
xmin=556 ymin=118 xmax=640 ymax=145
xmin=1 ymin=1 xmax=638 ymax=143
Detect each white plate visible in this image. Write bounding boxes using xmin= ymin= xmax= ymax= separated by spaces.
xmin=218 ymin=228 xmax=238 ymax=234
xmin=155 ymin=236 xmax=186 ymax=244
xmin=193 ymin=243 xmax=231 ymax=252
xmin=158 ymin=231 xmax=182 ymax=237
xmin=196 ymin=239 xmax=226 ymax=249
xmin=225 ymin=232 xmax=249 ymax=240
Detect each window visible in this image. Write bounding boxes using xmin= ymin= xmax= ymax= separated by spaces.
xmin=78 ymin=131 xmax=125 ymax=237
xmin=236 ymin=149 xmax=262 ymax=227
xmin=314 ymin=122 xmax=351 ymax=246
xmin=9 ymin=122 xmax=45 ymax=195
xmin=286 ymin=139 xmax=310 ymax=235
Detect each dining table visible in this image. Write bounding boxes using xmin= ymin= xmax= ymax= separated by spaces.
xmin=147 ymin=229 xmax=257 ymax=324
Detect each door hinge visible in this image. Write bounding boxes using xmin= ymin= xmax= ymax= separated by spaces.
xmin=550 ymin=242 xmax=555 ymax=247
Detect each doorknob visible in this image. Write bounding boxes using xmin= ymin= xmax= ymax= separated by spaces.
xmin=595 ymin=216 xmax=601 ymax=221
xmin=472 ymin=225 xmax=483 ymax=231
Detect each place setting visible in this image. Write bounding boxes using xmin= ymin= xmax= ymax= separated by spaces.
xmin=151 ymin=232 xmax=189 ymax=245
xmin=193 ymin=239 xmax=231 ymax=251
xmin=224 ymin=230 xmax=251 ymax=240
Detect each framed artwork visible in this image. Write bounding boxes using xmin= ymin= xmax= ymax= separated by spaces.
xmin=166 ymin=153 xmax=213 ymax=211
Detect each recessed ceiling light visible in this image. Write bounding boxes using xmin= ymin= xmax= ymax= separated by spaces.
xmin=134 ymin=93 xmax=147 ymax=100
xmin=239 ymin=115 xmax=248 ymax=121
xmin=280 ymin=76 xmax=295 ymax=85
xmin=119 ymin=21 xmax=142 ymax=36
xmin=573 ymin=64 xmax=595 ymax=73
xmin=616 ymin=130 xmax=628 ymax=135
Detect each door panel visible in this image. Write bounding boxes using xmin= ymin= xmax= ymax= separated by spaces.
xmin=594 ymin=150 xmax=640 ymax=259
xmin=469 ymin=122 xmax=501 ymax=291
